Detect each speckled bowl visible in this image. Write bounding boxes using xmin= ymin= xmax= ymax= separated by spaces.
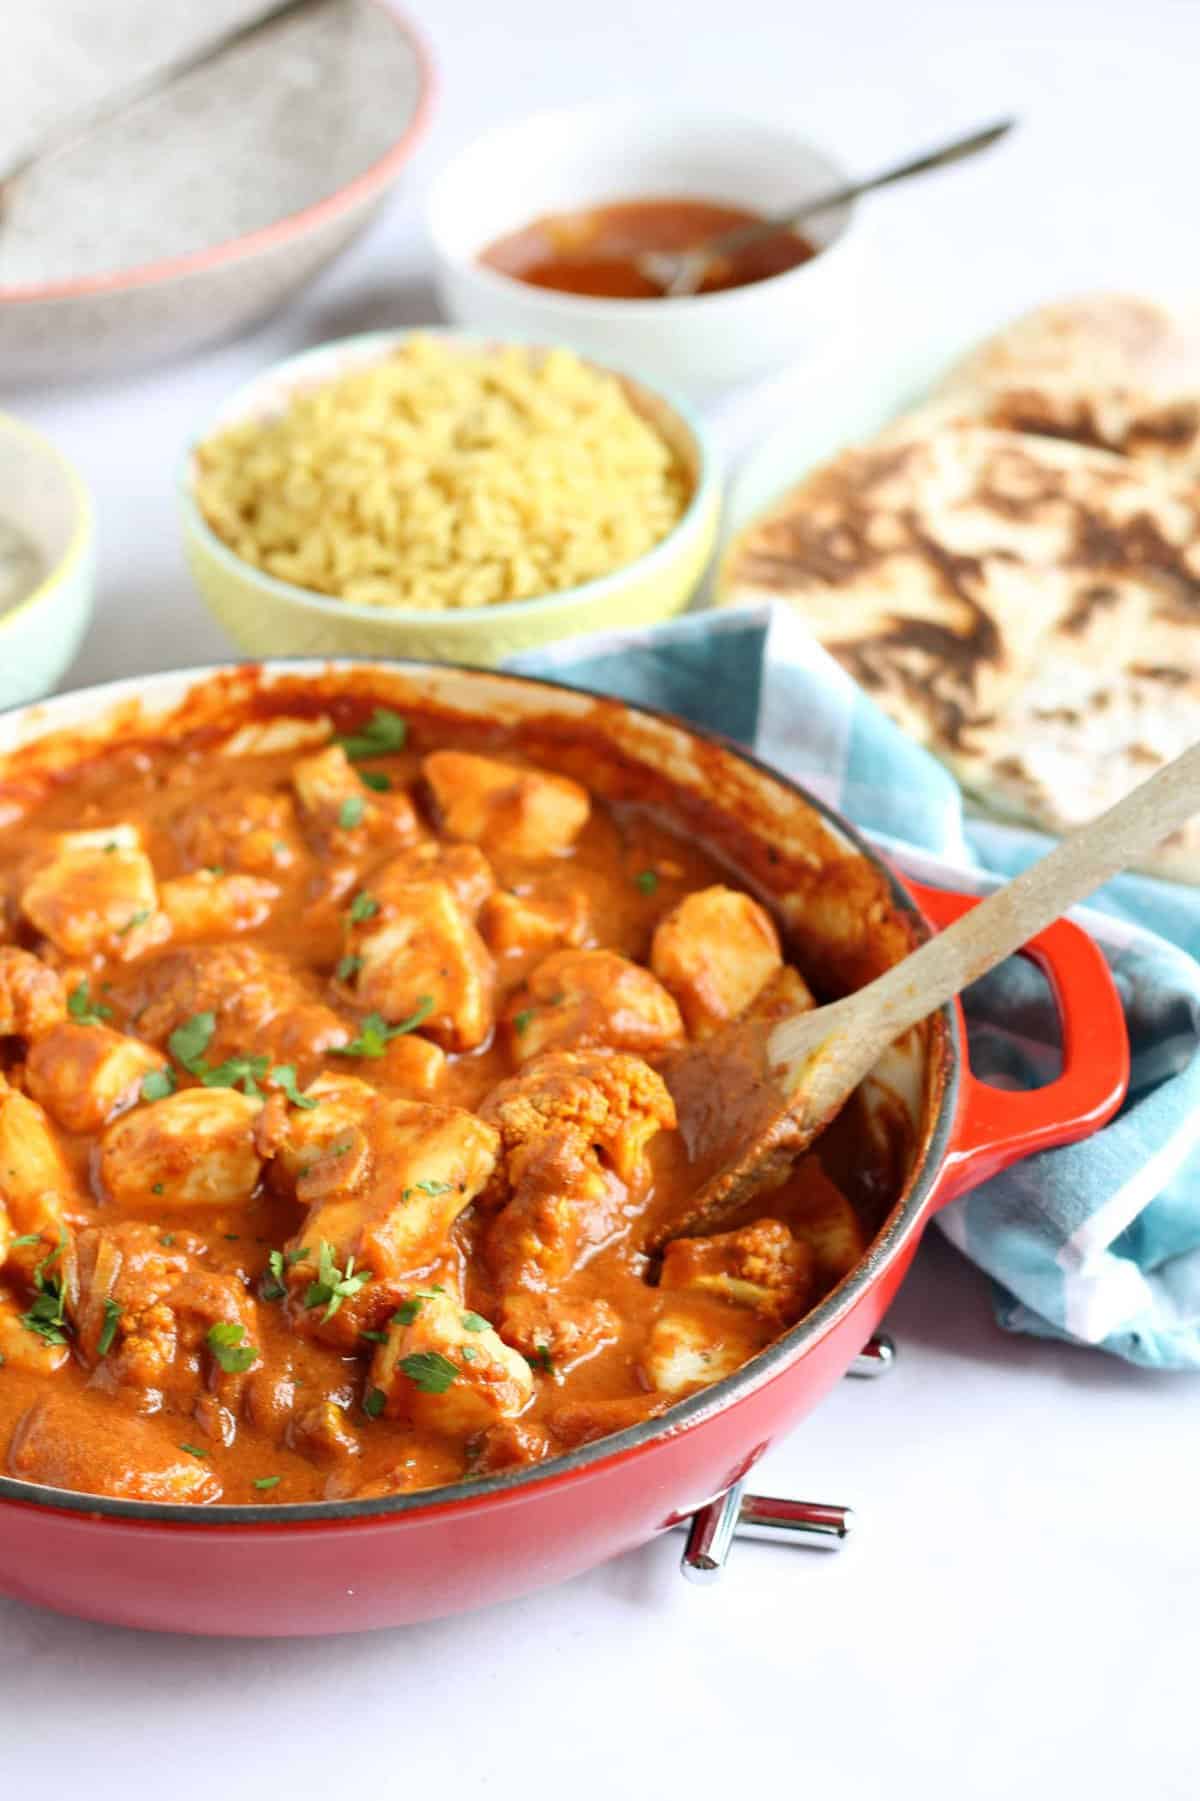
xmin=0 ymin=412 xmax=95 ymax=706
xmin=0 ymin=3 xmax=433 ymax=385
xmin=179 ymin=329 xmax=721 ymax=666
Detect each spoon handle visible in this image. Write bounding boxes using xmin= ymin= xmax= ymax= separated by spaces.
xmin=770 ymin=735 xmax=1200 ymax=1092
xmin=663 ymin=118 xmax=1014 ymax=294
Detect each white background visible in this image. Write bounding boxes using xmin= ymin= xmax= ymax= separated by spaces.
xmin=4 ymin=1 xmax=1200 ymax=1794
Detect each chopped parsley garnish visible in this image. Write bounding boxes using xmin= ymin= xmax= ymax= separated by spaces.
xmin=67 ymin=979 xmax=112 ymax=1026
xmin=335 ymin=953 xmax=363 ymax=983
xmin=461 ymin=1346 xmax=477 ymax=1363
xmin=359 ymin=1328 xmax=388 ymax=1345
xmin=359 ymin=769 xmax=391 ymax=792
xmin=206 ymin=1321 xmax=258 ymax=1374
xmin=97 ymin=1298 xmax=121 ymax=1357
xmin=512 ymin=1008 xmax=534 ymax=1035
xmin=348 ymin=891 xmax=380 ymax=923
xmin=10 ymin=1233 xmax=41 ymax=1249
xmin=304 ymin=1239 xmax=372 ymax=1323
xmin=20 ymin=1234 xmax=70 ymax=1347
xmin=168 ymin=1011 xmax=217 ymax=1070
xmin=635 ymin=869 xmax=659 ymax=894
xmin=254 ymin=1476 xmax=281 ymax=1491
xmin=335 ymin=707 xmax=407 ymax=760
xmin=362 ymin=1386 xmax=387 ymax=1418
xmin=338 ymin=795 xmax=365 ymax=830
xmin=141 ymin=1068 xmax=176 ymax=1102
xmin=166 ymin=1015 xmax=316 ymax=1105
xmin=333 ymin=997 xmax=433 ymax=1059
xmin=204 ymin=864 xmax=226 ymax=876
xmin=267 ymin=1064 xmax=318 ymax=1110
xmin=391 ymin=1297 xmax=423 ymax=1326
xmin=200 ymin=1052 xmax=270 ymax=1097
xmin=260 ymin=1250 xmax=287 ymax=1302
xmin=117 ymin=906 xmax=152 ymax=936
xmin=531 ymin=1346 xmax=554 ymax=1374
xmin=151 ymin=1183 xmax=165 ymax=1196
xmin=415 ymin=1178 xmax=452 ymax=1196
xmin=180 ymin=1443 xmax=208 ymax=1459
xmin=159 ymin=1233 xmax=175 ymax=1247
xmin=461 ymin=1312 xmax=489 ymax=1333
xmin=398 ymin=1351 xmax=458 ymax=1394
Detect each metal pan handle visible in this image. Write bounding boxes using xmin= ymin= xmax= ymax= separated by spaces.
xmin=905 ymin=880 xmax=1129 ymax=1209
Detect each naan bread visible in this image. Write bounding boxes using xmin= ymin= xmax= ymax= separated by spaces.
xmin=720 ymin=424 xmax=1200 ymax=879
xmin=914 ymin=295 xmax=1200 ymax=483
xmin=935 ymin=293 xmax=1200 ymax=400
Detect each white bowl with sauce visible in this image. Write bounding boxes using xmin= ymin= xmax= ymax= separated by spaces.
xmin=428 ymin=103 xmax=864 ymax=397
xmin=0 ymin=413 xmax=96 ymax=707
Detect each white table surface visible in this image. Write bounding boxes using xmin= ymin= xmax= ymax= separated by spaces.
xmin=4 ymin=1 xmax=1200 ymax=1792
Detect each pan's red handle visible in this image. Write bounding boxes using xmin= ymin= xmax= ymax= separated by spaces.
xmin=905 ymin=880 xmax=1130 ymax=1209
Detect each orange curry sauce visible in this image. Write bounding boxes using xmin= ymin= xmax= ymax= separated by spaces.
xmin=479 ymin=197 xmax=818 ymax=299
xmin=0 ymin=699 xmax=890 ymax=1506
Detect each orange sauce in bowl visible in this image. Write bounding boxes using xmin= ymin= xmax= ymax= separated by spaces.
xmin=479 ymin=196 xmax=818 ymax=299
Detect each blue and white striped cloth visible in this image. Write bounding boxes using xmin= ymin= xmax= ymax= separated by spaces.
xmin=509 ymin=604 xmax=1200 ymax=1370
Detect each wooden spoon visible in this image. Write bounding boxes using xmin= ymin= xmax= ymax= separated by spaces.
xmin=656 ymin=737 xmax=1200 ymax=1246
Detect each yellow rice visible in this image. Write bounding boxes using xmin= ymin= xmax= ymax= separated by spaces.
xmin=193 ymin=336 xmax=691 ymax=611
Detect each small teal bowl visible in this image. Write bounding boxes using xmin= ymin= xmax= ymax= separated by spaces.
xmin=0 ymin=412 xmax=95 ymax=707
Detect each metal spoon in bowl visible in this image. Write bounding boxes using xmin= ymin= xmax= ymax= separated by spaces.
xmin=654 ymin=734 xmax=1200 ymax=1246
xmin=638 ymin=117 xmax=1015 ymax=298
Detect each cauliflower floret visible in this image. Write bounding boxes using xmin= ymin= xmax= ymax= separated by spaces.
xmin=287 ymin=1098 xmax=499 ymax=1337
xmin=20 ymin=830 xmax=167 ymax=959
xmin=651 ymin=884 xmax=783 ymax=1037
xmin=348 ymin=879 xmax=494 ymax=1052
xmin=480 ymin=1049 xmax=676 ymax=1192
xmin=504 ymin=949 xmax=684 ymax=1063
xmin=7 ymin=1391 xmax=223 ymax=1502
xmin=659 ymin=1218 xmax=814 ymax=1325
xmin=370 ymin=1290 xmax=533 ymax=1435
xmin=374 ymin=843 xmax=495 ymax=918
xmin=0 ymin=1088 xmax=79 ymax=1249
xmin=485 ymin=1131 xmax=625 ymax=1297
xmin=641 ymin=1309 xmax=762 ymax=1398
xmin=134 ymin=944 xmax=349 ymax=1075
xmin=26 ymin=1022 xmax=168 ymax=1134
xmin=291 ymin=745 xmax=420 ymax=847
xmin=0 ymin=947 xmax=66 ymax=1038
xmin=72 ymin=1221 xmax=259 ymax=1407
xmin=423 ymin=751 xmax=590 ymax=858
xmin=480 ymin=887 xmax=589 ymax=958
xmin=789 ymin=1159 xmax=868 ymax=1285
xmin=99 ymin=1087 xmax=264 ymax=1211
xmin=158 ymin=870 xmax=279 ymax=939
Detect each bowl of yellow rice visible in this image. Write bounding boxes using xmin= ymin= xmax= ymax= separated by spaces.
xmin=181 ymin=329 xmax=719 ymax=665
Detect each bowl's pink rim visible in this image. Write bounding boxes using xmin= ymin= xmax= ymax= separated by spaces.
xmin=0 ymin=0 xmax=435 ymax=306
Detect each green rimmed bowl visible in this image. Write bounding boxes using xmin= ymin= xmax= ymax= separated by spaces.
xmin=179 ymin=329 xmax=720 ymax=667
xmin=0 ymin=412 xmax=95 ymax=706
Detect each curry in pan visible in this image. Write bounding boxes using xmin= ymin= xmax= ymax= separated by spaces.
xmin=0 ymin=693 xmax=898 ymax=1505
